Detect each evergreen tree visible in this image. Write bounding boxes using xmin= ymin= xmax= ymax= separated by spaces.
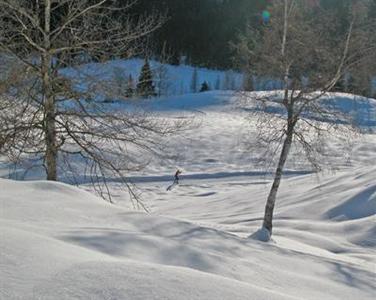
xmin=199 ymin=81 xmax=210 ymax=92
xmin=137 ymin=59 xmax=156 ymax=98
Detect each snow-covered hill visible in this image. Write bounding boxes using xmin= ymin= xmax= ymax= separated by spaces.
xmin=1 ymin=165 xmax=375 ymax=299
xmin=1 ymin=60 xmax=376 ymax=299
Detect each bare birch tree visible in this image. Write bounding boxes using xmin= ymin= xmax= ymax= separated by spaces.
xmin=0 ymin=0 xmax=187 ymax=205
xmin=235 ymin=0 xmax=376 ymax=240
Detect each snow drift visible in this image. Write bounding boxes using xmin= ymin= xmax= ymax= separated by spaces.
xmin=1 ymin=165 xmax=375 ymax=299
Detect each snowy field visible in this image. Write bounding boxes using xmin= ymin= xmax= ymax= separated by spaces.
xmin=1 ymin=85 xmax=376 ymax=298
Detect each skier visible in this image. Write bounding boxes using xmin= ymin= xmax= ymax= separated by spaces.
xmin=174 ymin=169 xmax=182 ymax=184
xmin=167 ymin=169 xmax=182 ymax=191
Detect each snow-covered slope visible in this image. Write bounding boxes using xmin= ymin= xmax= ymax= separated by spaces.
xmin=0 ymin=179 xmax=295 ymax=300
xmin=1 ymin=67 xmax=376 ymax=299
xmin=92 ymin=91 xmax=376 ymax=175
xmin=1 ymin=164 xmax=375 ymax=299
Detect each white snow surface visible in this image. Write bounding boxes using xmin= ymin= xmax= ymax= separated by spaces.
xmin=1 ymin=81 xmax=376 ymax=299
xmin=1 ymin=167 xmax=375 ymax=299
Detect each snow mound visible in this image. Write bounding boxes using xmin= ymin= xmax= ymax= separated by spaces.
xmin=249 ymin=227 xmax=271 ymax=242
xmin=1 ymin=173 xmax=376 ymax=299
xmin=0 ymin=179 xmax=296 ymax=300
xmin=326 ymin=184 xmax=376 ymax=220
xmin=33 ymin=262 xmax=296 ymax=300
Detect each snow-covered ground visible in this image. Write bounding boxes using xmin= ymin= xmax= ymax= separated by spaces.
xmin=1 ymin=64 xmax=376 ymax=299
xmin=1 ymin=165 xmax=375 ymax=299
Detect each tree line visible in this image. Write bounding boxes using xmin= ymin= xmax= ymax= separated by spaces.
xmin=130 ymin=0 xmax=269 ymax=69
xmin=132 ymin=0 xmax=376 ymax=97
xmin=131 ymin=0 xmax=376 ymax=71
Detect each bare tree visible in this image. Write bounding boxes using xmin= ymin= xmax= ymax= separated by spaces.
xmin=0 ymin=0 xmax=187 ymax=205
xmin=235 ymin=0 xmax=376 ymax=240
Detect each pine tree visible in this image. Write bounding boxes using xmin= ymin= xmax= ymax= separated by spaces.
xmin=137 ymin=59 xmax=156 ymax=98
xmin=199 ymin=81 xmax=210 ymax=92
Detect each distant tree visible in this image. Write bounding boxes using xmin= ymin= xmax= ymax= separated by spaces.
xmin=236 ymin=0 xmax=375 ymax=240
xmin=199 ymin=81 xmax=210 ymax=92
xmin=190 ymin=68 xmax=199 ymax=93
xmin=137 ymin=59 xmax=156 ymax=98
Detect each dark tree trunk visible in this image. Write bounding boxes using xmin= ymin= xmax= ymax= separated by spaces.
xmin=262 ymin=127 xmax=293 ymax=234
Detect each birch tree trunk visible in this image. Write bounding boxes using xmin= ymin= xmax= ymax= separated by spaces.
xmin=262 ymin=124 xmax=294 ymax=234
xmin=261 ymin=0 xmax=293 ymax=236
xmin=42 ymin=0 xmax=57 ymax=181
